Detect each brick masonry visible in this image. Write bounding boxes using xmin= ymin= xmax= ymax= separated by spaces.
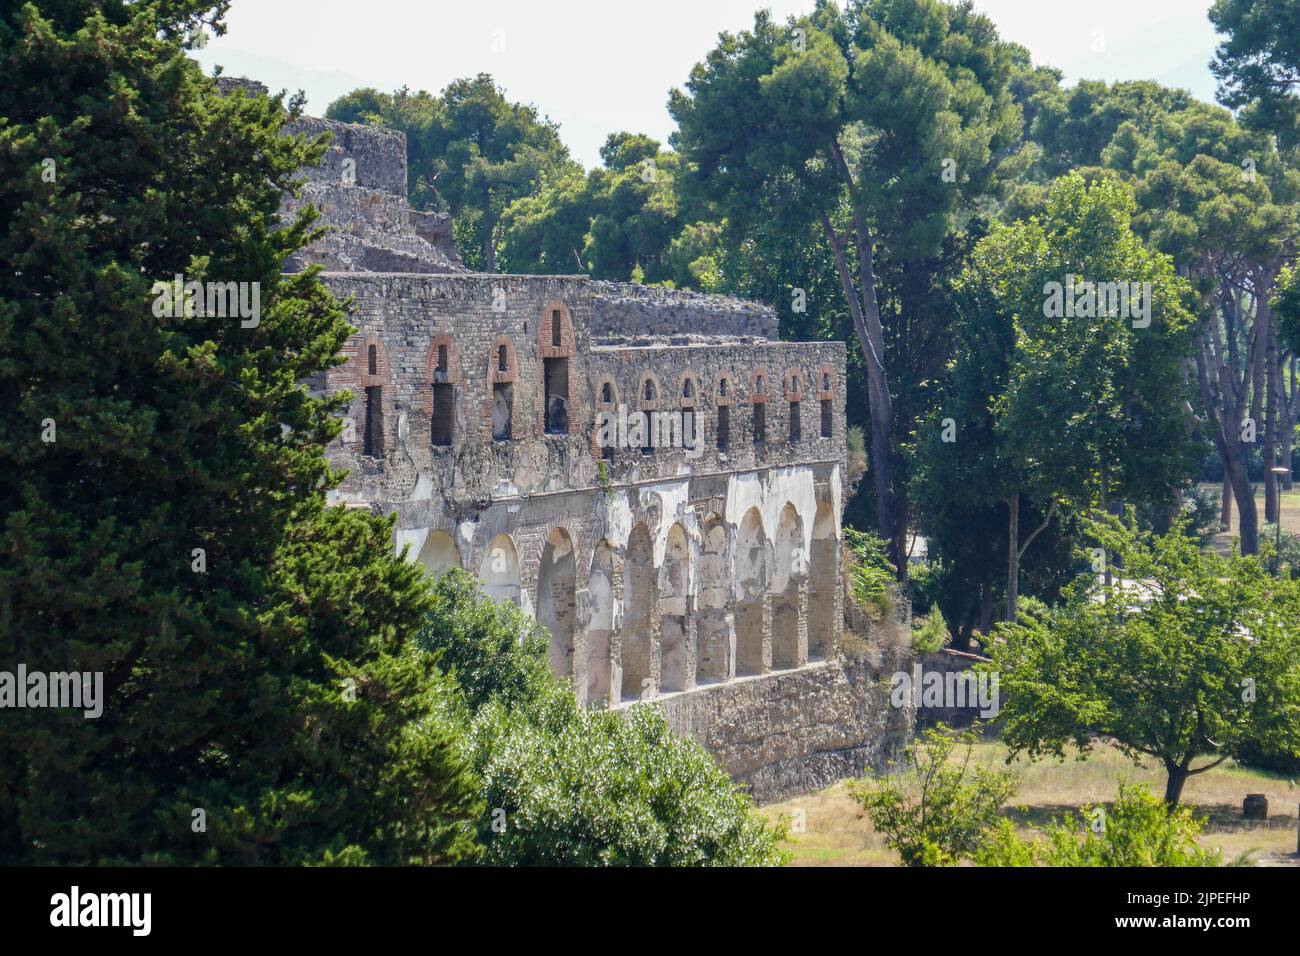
xmin=259 ymin=85 xmax=912 ymax=796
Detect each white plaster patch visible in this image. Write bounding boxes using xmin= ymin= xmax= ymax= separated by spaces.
xmin=830 ymin=463 xmax=842 ymax=534
xmin=395 ymin=526 xmax=426 ymax=561
xmin=725 ymin=465 xmax=820 ymax=588
xmin=639 ymin=479 xmax=692 ymax=566
xmin=601 ymin=491 xmax=634 ymax=550
xmin=763 ymin=465 xmax=819 ymax=559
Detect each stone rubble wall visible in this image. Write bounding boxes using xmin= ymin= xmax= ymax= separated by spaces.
xmin=659 ymin=603 xmax=915 ymax=804
xmin=280 ymin=116 xmax=463 ymax=274
xmin=913 ymin=648 xmax=997 ymax=731
xmin=228 ymin=76 xmax=904 ymax=799
xmin=590 ymin=280 xmax=779 ymax=344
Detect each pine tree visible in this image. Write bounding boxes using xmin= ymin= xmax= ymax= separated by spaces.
xmin=0 ymin=1 xmax=480 ymax=864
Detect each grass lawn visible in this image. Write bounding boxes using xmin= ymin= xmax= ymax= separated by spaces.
xmin=760 ymin=740 xmax=1300 ymax=866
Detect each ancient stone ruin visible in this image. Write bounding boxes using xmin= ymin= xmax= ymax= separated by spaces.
xmin=255 ymin=81 xmax=911 ymax=800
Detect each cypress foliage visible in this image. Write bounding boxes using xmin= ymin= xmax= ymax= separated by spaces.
xmin=0 ymin=1 xmax=480 ymax=864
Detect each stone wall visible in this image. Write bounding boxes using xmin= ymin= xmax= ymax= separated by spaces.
xmin=281 ymin=117 xmax=462 ymax=274
xmin=914 ymin=648 xmax=998 ymax=731
xmin=591 ymin=280 xmax=778 ymax=344
xmin=316 ymin=272 xmax=847 ymax=506
xmin=259 ymin=88 xmax=898 ymax=798
xmin=660 ymin=611 xmax=915 ymax=804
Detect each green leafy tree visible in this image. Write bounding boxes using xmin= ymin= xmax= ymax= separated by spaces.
xmin=1276 ymin=263 xmax=1300 ymax=355
xmin=939 ymin=174 xmax=1196 ymax=619
xmin=1111 ymin=100 xmax=1298 ymax=550
xmin=984 ymin=513 xmax=1300 ymax=805
xmin=498 ymin=131 xmax=716 ymax=285
xmin=1211 ymin=0 xmax=1300 ymax=149
xmin=1015 ymin=77 xmax=1300 ymax=552
xmin=419 ymin=571 xmax=786 ymax=866
xmin=851 ymin=726 xmax=1018 ymax=866
xmin=670 ymin=0 xmax=1024 ymax=571
xmin=0 ymin=0 xmax=480 ymax=864
xmin=976 ymin=785 xmax=1221 ymax=866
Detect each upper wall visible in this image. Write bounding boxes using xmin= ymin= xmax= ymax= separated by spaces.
xmin=590 ymin=280 xmax=778 ymax=344
xmin=276 ymin=114 xmax=463 ymax=274
xmin=285 ymin=116 xmax=409 ymax=196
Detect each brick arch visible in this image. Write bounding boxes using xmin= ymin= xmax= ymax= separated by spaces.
xmin=538 ymin=300 xmax=579 ymax=437
xmin=637 ymin=371 xmax=662 ymax=411
xmin=817 ymin=362 xmax=837 ymax=440
xmin=714 ymin=372 xmax=735 ymax=406
xmin=678 ymin=370 xmax=700 ymax=409
xmin=749 ymin=367 xmax=770 ymax=404
xmin=783 ymin=368 xmax=804 ymax=401
xmin=484 ymin=335 xmax=518 ymax=441
xmin=538 ymin=299 xmax=576 ymax=357
xmin=340 ymin=331 xmax=396 ymax=458
xmin=424 ymin=333 xmax=464 ymax=384
xmin=593 ymin=373 xmax=620 ymax=409
xmin=817 ymin=363 xmax=836 ymax=399
xmin=591 ymin=373 xmax=621 ymax=459
xmin=491 ymin=335 xmax=518 ymax=381
xmin=423 ymin=334 xmax=463 ymax=449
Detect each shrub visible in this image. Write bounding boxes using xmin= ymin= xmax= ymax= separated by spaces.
xmin=851 ymin=726 xmax=1017 ymax=866
xmin=1262 ymin=522 xmax=1300 ymax=575
xmin=912 ymin=605 xmax=949 ymax=653
xmin=844 ymin=526 xmax=896 ymax=621
xmin=419 ymin=571 xmax=786 ymax=866
xmin=472 ymin=696 xmax=786 ymax=866
xmin=975 ymin=784 xmax=1222 ymax=867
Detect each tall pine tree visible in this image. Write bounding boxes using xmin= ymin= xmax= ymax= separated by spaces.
xmin=0 ymin=1 xmax=480 ymax=864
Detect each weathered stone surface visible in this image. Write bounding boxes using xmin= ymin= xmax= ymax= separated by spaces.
xmin=280 ymin=117 xmax=464 ymax=274
xmin=591 ymin=279 xmax=778 ymax=343
xmin=253 ymin=80 xmax=901 ymax=798
xmin=659 ymin=654 xmax=915 ymax=804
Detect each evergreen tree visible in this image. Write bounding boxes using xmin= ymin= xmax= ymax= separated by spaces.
xmin=0 ymin=0 xmax=480 ymax=864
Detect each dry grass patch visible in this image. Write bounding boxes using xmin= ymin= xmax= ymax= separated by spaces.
xmin=761 ymin=739 xmax=1300 ymax=866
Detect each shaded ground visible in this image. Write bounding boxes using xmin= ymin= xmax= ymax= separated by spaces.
xmin=760 ymin=740 xmax=1300 ymax=866
xmin=1204 ymin=483 xmax=1300 ymax=556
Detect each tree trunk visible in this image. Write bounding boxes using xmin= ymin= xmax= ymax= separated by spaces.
xmin=1265 ymin=320 xmax=1281 ymax=524
xmin=1006 ymin=492 xmax=1020 ymax=622
xmin=1282 ymin=412 xmax=1295 ymax=491
xmin=1100 ymin=478 xmax=1113 ymax=589
xmin=978 ymin=570 xmax=993 ymax=637
xmin=1228 ymin=448 xmax=1259 ymax=555
xmin=818 ymin=206 xmax=899 ymax=571
xmin=1163 ymin=762 xmax=1189 ymax=807
xmin=1284 ymin=356 xmax=1298 ymax=491
xmin=893 ymin=488 xmax=910 ymax=582
xmin=1221 ymin=477 xmax=1232 ymax=531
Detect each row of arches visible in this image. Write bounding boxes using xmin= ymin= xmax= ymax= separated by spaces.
xmin=413 ymin=499 xmax=839 ymax=705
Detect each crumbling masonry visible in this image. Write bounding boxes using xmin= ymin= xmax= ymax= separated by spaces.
xmin=251 ymin=81 xmax=909 ymax=798
xmin=278 ymin=107 xmax=846 ymax=707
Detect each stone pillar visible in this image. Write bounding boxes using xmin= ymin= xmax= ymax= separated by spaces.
xmin=795 ymin=577 xmax=809 ymax=667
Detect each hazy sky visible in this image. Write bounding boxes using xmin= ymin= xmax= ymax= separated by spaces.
xmin=192 ymin=0 xmax=1224 ymax=169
